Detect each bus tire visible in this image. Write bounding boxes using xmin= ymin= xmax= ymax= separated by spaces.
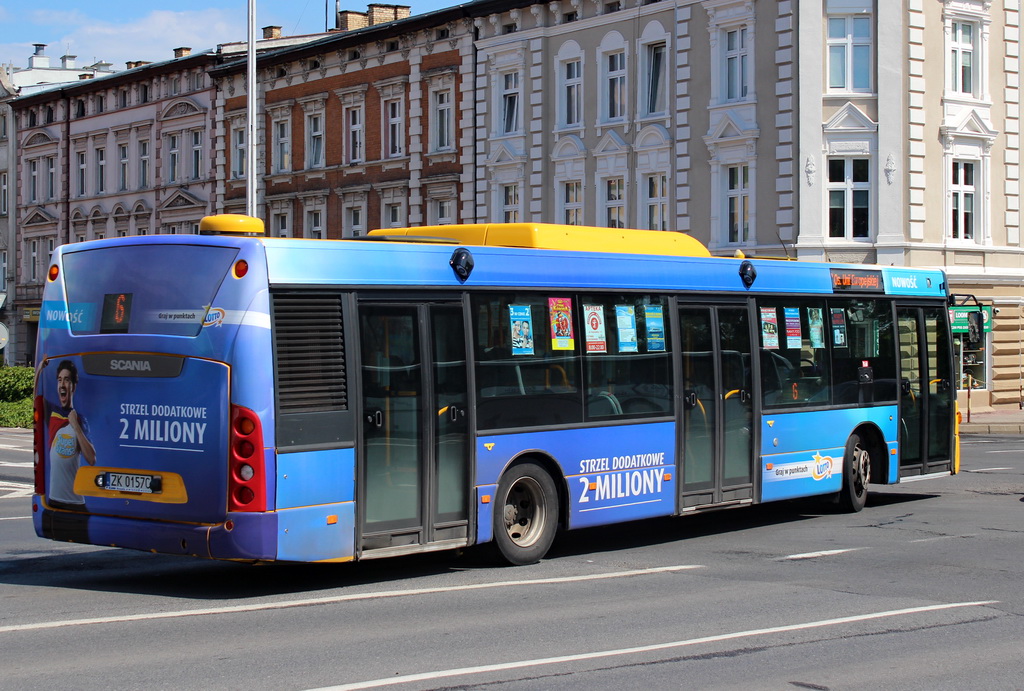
xmin=838 ymin=432 xmax=870 ymax=513
xmin=493 ymin=462 xmax=558 ymax=565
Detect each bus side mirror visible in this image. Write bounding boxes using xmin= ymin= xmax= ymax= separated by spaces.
xmin=967 ymin=311 xmax=983 ymax=347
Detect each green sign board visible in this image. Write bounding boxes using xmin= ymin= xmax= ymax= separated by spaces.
xmin=948 ymin=305 xmax=993 ymax=333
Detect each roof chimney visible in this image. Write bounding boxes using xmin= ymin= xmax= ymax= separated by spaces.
xmin=336 ymin=10 xmax=368 ymax=31
xmin=28 ymin=44 xmax=50 ymax=69
xmin=367 ymin=4 xmax=411 ymax=25
xmin=173 ymin=47 xmax=191 ymax=58
xmin=61 ymin=54 xmax=77 ymax=69
xmin=262 ymin=26 xmax=282 ymax=39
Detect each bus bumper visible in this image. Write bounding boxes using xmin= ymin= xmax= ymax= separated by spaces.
xmin=34 ymin=497 xmax=279 ymax=561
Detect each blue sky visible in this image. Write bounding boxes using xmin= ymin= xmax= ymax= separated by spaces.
xmin=0 ymin=0 xmax=452 ymax=72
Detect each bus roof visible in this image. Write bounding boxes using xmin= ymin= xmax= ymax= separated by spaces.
xmin=368 ymin=223 xmax=713 ymax=258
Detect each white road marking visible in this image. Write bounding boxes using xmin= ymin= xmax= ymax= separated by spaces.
xmin=981 ymin=449 xmax=1022 ymax=454
xmin=0 ymin=515 xmax=30 ymax=521
xmin=310 ymin=601 xmax=1000 ymax=691
xmin=0 ymin=461 xmax=32 ymax=468
xmin=0 ymin=564 xmax=703 ymax=634
xmin=0 ymin=481 xmax=33 ymax=499
xmin=967 ymin=467 xmax=1013 ymax=472
xmin=778 ymin=548 xmax=861 ymax=561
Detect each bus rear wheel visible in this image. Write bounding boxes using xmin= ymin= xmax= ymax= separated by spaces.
xmin=838 ymin=432 xmax=870 ymax=513
xmin=493 ymin=462 xmax=558 ymax=565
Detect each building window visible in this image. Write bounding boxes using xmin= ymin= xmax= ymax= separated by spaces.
xmin=273 ymin=212 xmax=290 ymax=237
xmin=119 ymin=89 xmax=129 ymax=108
xmin=29 ymin=240 xmax=38 ymax=282
xmin=76 ymin=152 xmax=86 ymax=196
xmin=232 ymin=127 xmax=246 ymax=179
xmin=951 ymin=160 xmax=976 ymax=241
xmin=725 ymin=29 xmax=748 ymax=101
xmin=94 ymin=95 xmax=105 ymax=114
xmin=139 ymin=84 xmax=149 ymax=103
xmin=0 ymin=251 xmax=6 ymax=287
xmin=605 ymin=52 xmax=627 ymax=121
xmin=725 ymin=165 xmax=749 ymax=243
xmin=827 ymin=158 xmax=871 ymax=239
xmin=643 ymin=43 xmax=667 ymax=115
xmin=827 ymin=15 xmax=872 ymax=92
xmin=502 ymin=183 xmax=520 ymax=222
xmin=167 ymin=134 xmax=180 ymax=183
xmin=0 ymin=172 xmax=7 ymax=215
xmin=306 ymin=210 xmax=323 ymax=239
xmin=432 ymin=89 xmax=453 ymax=151
xmin=345 ymin=205 xmax=365 ymax=237
xmin=384 ymin=203 xmax=403 ymax=227
xmin=434 ymin=199 xmax=454 ymax=225
xmin=950 ymin=21 xmax=975 ymax=96
xmin=562 ymin=59 xmax=582 ymax=127
xmin=28 ymin=160 xmax=38 ymax=203
xmin=385 ymin=99 xmax=404 ymax=158
xmin=563 ymin=180 xmax=583 ymax=225
xmin=500 ymin=72 xmax=521 ymax=135
xmin=604 ymin=177 xmax=625 ymax=227
xmin=307 ymin=114 xmax=325 ymax=168
xmin=0 ymin=113 xmax=6 ymax=139
xmin=644 ymin=173 xmax=668 ymax=231
xmin=273 ymin=119 xmax=291 ymax=173
xmin=46 ymin=156 xmax=56 ymax=199
xmin=139 ymin=140 xmax=150 ymax=188
xmin=346 ymin=106 xmax=364 ymax=164
xmin=191 ymin=130 xmax=203 ymax=180
xmin=119 ymin=144 xmax=129 ymax=191
xmin=96 ymin=147 xmax=104 ymax=193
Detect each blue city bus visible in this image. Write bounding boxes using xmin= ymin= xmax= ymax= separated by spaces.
xmin=32 ymin=216 xmax=957 ymax=565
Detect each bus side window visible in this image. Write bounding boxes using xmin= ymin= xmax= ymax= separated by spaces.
xmin=583 ymin=296 xmax=672 ymax=420
xmin=757 ymin=301 xmax=831 ymax=407
xmin=472 ymin=293 xmax=582 ymax=430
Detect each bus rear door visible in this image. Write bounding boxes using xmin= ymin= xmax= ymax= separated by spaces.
xmin=357 ymin=300 xmax=471 ymax=556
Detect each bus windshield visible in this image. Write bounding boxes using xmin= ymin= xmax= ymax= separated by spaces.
xmin=60 ymin=244 xmax=238 ymax=336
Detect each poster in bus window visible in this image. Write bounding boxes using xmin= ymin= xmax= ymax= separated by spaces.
xmin=785 ymin=307 xmax=802 ymax=349
xmin=583 ymin=304 xmax=607 ymax=353
xmin=509 ymin=305 xmax=535 ymax=356
xmin=643 ymin=304 xmax=666 ymax=352
xmin=615 ymin=305 xmax=638 ymax=353
xmin=808 ymin=307 xmax=825 ymax=349
xmin=760 ymin=307 xmax=780 ymax=349
xmin=831 ymin=308 xmax=849 ymax=348
xmin=548 ymin=298 xmax=575 ymax=350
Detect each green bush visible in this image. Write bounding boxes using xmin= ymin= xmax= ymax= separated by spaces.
xmin=0 ymin=397 xmax=33 ymax=428
xmin=0 ymin=367 xmax=34 ymax=403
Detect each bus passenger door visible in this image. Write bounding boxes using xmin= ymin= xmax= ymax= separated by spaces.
xmin=678 ymin=305 xmax=755 ymax=508
xmin=358 ymin=302 xmax=470 ymax=554
xmin=897 ymin=306 xmax=954 ymax=476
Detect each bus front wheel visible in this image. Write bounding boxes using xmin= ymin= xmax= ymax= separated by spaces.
xmin=838 ymin=432 xmax=870 ymax=513
xmin=493 ymin=462 xmax=558 ymax=565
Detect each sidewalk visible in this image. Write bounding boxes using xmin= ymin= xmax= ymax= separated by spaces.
xmin=959 ymin=407 xmax=1024 ymax=435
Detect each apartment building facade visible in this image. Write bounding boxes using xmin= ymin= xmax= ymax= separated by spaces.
xmin=11 ymin=49 xmax=222 ymax=362
xmin=210 ymin=5 xmax=476 ymax=234
xmin=5 ymin=0 xmax=1023 ymax=410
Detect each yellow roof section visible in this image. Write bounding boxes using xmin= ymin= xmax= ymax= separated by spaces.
xmin=368 ymin=223 xmax=711 ymax=258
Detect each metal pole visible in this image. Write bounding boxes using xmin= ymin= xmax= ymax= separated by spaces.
xmin=246 ymin=0 xmax=258 ymax=218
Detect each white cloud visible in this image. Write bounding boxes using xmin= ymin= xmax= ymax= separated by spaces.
xmin=1 ymin=8 xmax=246 ymax=72
xmin=59 ymin=9 xmax=245 ymax=69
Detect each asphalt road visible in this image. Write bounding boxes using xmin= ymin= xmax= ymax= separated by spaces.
xmin=1 ymin=430 xmax=1021 ymax=690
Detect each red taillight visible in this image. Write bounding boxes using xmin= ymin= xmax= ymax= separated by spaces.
xmin=47 ymin=264 xmax=59 ymax=282
xmin=228 ymin=405 xmax=266 ymax=512
xmin=233 ymin=260 xmax=249 ymax=278
xmin=33 ymin=395 xmax=45 ymax=495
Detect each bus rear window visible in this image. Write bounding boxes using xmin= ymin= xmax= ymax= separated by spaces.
xmin=61 ymin=245 xmax=239 ymax=336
